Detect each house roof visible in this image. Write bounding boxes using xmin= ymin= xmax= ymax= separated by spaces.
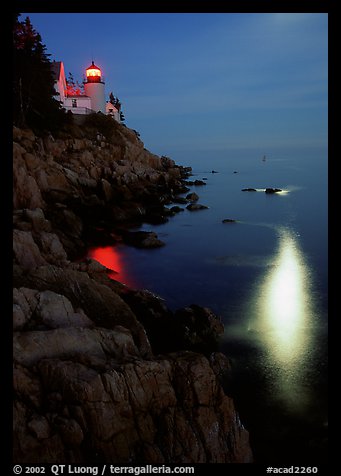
xmin=106 ymin=102 xmax=119 ymax=112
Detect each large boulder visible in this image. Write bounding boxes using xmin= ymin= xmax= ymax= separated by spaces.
xmin=13 ymin=326 xmax=140 ymax=367
xmin=13 ymin=264 xmax=152 ymax=358
xmin=13 ymin=230 xmax=47 ymax=270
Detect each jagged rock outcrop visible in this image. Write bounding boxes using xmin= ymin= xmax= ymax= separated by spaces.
xmin=13 ymin=124 xmax=188 ymax=258
xmin=13 ymin=124 xmax=253 ymax=463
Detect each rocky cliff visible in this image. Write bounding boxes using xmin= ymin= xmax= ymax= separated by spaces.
xmin=13 ymin=120 xmax=253 ymax=463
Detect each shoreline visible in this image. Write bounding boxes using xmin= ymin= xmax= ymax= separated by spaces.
xmin=13 ymin=123 xmax=253 ymax=463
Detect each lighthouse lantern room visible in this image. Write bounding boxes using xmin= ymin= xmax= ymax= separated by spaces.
xmin=84 ymin=61 xmax=106 ymax=113
xmin=86 ymin=62 xmax=102 ymax=81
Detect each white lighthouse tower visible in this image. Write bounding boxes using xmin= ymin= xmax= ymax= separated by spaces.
xmin=84 ymin=61 xmax=106 ymax=113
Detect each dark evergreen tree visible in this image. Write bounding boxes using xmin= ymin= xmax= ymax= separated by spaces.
xmin=13 ymin=14 xmax=67 ymax=132
xmin=109 ymin=91 xmax=122 ymax=112
xmin=109 ymin=91 xmax=116 ymax=105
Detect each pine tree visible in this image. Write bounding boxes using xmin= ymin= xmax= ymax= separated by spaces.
xmin=109 ymin=91 xmax=122 ymax=112
xmin=13 ymin=14 xmax=66 ymax=132
xmin=109 ymin=91 xmax=116 ymax=105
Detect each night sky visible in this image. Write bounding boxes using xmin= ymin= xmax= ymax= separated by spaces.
xmin=19 ymin=12 xmax=328 ymax=157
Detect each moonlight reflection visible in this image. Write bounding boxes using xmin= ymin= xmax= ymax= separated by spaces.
xmin=249 ymin=227 xmax=316 ymax=407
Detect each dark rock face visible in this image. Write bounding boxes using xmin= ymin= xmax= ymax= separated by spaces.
xmin=120 ymin=292 xmax=224 ymax=356
xmin=241 ymin=188 xmax=257 ymax=192
xmin=13 ymin=126 xmax=253 ymax=464
xmin=173 ymin=305 xmax=225 ymax=354
xmin=13 ymin=350 xmax=253 ymax=464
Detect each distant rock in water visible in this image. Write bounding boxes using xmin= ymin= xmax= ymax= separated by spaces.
xmin=242 ymin=188 xmax=257 ymax=192
xmin=186 ymin=192 xmax=199 ymax=202
xmin=211 ymin=170 xmax=219 ymax=174
xmin=121 ymin=230 xmax=165 ymax=248
xmin=186 ymin=203 xmax=209 ymax=211
xmin=170 ymin=206 xmax=185 ymax=213
xmin=194 ymin=179 xmax=206 ymax=186
xmin=222 ymin=218 xmax=237 ymax=223
xmin=265 ymin=188 xmax=282 ymax=194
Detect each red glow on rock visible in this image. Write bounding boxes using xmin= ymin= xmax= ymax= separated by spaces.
xmin=89 ymin=246 xmax=120 ymax=277
xmin=88 ymin=246 xmax=136 ymax=287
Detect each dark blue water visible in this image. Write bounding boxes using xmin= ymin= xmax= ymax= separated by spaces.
xmin=89 ymin=147 xmax=328 ymax=463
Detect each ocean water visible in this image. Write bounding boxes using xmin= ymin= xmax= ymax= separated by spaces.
xmin=88 ymin=146 xmax=328 ymax=463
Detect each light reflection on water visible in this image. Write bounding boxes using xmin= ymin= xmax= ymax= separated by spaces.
xmin=88 ymin=245 xmax=138 ymax=287
xmin=247 ymin=227 xmax=316 ymax=410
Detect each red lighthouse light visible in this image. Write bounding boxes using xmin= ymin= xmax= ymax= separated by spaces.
xmin=86 ymin=61 xmax=102 ymax=81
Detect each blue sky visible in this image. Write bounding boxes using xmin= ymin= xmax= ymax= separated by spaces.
xmin=20 ymin=13 xmax=328 ymax=157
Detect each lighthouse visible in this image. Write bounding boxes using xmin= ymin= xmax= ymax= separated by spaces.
xmin=84 ymin=61 xmax=106 ymax=113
